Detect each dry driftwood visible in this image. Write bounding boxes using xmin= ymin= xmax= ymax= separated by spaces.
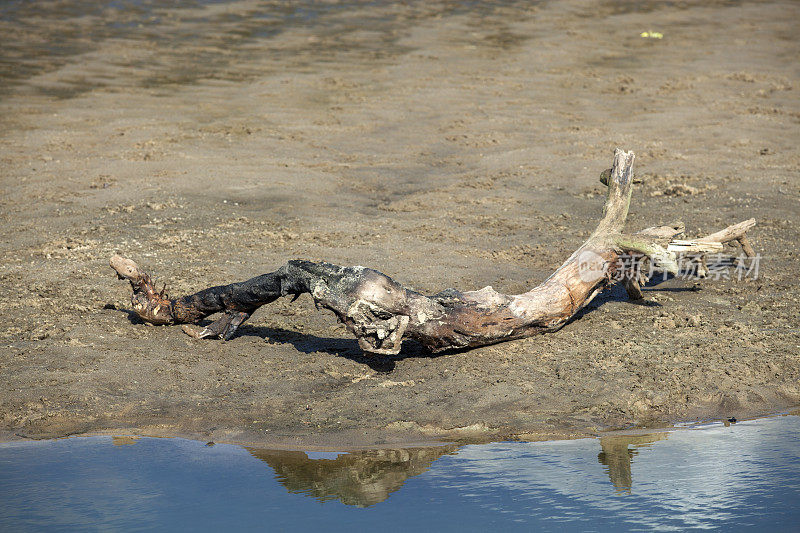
xmin=110 ymin=149 xmax=756 ymax=355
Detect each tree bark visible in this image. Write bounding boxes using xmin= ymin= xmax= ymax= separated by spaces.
xmin=110 ymin=149 xmax=756 ymax=355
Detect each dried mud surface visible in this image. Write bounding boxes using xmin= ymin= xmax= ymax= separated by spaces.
xmin=0 ymin=0 xmax=798 ymax=447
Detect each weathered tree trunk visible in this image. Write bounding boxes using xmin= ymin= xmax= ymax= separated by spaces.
xmin=110 ymin=149 xmax=756 ymax=355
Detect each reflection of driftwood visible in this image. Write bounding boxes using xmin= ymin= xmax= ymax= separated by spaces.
xmin=247 ymin=446 xmax=456 ymax=507
xmin=597 ymin=433 xmax=668 ymax=493
xmin=110 ymin=150 xmax=755 ymax=355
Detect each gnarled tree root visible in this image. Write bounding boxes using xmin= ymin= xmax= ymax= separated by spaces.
xmin=110 ymin=149 xmax=756 ymax=355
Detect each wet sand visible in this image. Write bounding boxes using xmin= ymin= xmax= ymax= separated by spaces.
xmin=0 ymin=0 xmax=798 ymax=447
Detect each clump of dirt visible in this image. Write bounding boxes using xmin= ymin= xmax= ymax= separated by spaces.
xmin=639 ymin=173 xmax=718 ymax=197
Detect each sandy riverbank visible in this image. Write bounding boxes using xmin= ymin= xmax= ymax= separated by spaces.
xmin=0 ymin=0 xmax=798 ymax=447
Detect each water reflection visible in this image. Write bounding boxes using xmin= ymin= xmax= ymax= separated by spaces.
xmin=111 ymin=435 xmax=140 ymax=446
xmin=245 ymin=433 xmax=672 ymax=506
xmin=597 ymin=433 xmax=668 ymax=493
xmin=1 ymin=416 xmax=798 ymax=530
xmin=246 ymin=445 xmax=458 ymax=507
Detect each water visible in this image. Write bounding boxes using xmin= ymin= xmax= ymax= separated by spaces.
xmin=1 ymin=415 xmax=798 ymax=531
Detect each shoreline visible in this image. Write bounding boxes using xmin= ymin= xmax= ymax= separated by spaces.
xmin=3 ymin=405 xmax=798 ymax=451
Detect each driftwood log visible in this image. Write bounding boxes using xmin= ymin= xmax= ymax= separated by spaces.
xmin=110 ymin=149 xmax=756 ymax=355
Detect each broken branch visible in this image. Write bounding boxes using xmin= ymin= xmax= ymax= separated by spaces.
xmin=110 ymin=149 xmax=756 ymax=355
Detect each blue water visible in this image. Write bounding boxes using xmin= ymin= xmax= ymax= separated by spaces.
xmin=1 ymin=415 xmax=798 ymax=531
